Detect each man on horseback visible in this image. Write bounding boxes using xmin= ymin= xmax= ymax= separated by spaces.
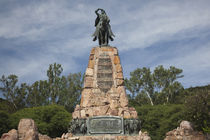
xmin=92 ymin=8 xmax=115 ymax=46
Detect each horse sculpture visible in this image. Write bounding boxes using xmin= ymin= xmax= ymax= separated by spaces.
xmin=92 ymin=9 xmax=115 ymax=46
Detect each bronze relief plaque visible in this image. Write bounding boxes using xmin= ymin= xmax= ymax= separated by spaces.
xmin=87 ymin=116 xmax=124 ymax=134
xmin=97 ymin=53 xmax=113 ymax=93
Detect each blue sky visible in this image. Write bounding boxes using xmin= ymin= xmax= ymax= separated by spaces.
xmin=0 ymin=0 xmax=210 ymax=93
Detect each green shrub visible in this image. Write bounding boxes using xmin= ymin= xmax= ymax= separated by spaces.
xmin=184 ymin=90 xmax=210 ymax=133
xmin=10 ymin=104 xmax=71 ymax=138
xmin=136 ymin=104 xmax=184 ymax=140
xmin=0 ymin=98 xmax=16 ymax=113
xmin=0 ymin=111 xmax=12 ymax=136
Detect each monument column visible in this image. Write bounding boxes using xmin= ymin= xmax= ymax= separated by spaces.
xmin=68 ymin=9 xmax=141 ymax=137
xmin=72 ymin=46 xmax=138 ymax=119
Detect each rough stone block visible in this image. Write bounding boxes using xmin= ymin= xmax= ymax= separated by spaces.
xmin=110 ymin=93 xmax=120 ymax=99
xmin=130 ymin=110 xmax=138 ymax=118
xmin=119 ymin=88 xmax=128 ymax=107
xmin=84 ymin=77 xmax=93 ymax=88
xmin=116 ymin=72 xmax=123 ymax=79
xmin=129 ymin=107 xmax=136 ymax=111
xmin=123 ymin=111 xmax=131 ymax=119
xmin=101 ymin=47 xmax=114 ymax=52
xmin=72 ymin=111 xmax=81 ymax=119
xmin=99 ymin=105 xmax=110 ymax=115
xmin=92 ymin=107 xmax=100 ymax=116
xmin=89 ymin=54 xmax=94 ymax=60
xmin=85 ymin=68 xmax=94 ymax=76
xmin=74 ymin=105 xmax=80 ymax=111
xmin=38 ymin=134 xmax=52 ymax=140
xmin=117 ymin=79 xmax=124 ymax=86
xmin=107 ymin=109 xmax=118 ymax=116
xmin=110 ymin=100 xmax=119 ymax=109
xmin=80 ymin=110 xmax=86 ymax=118
xmin=113 ymin=48 xmax=118 ymax=55
xmin=117 ymin=86 xmax=125 ymax=94
xmin=139 ymin=131 xmax=151 ymax=140
xmin=1 ymin=129 xmax=18 ymax=140
xmin=180 ymin=121 xmax=193 ymax=130
xmin=114 ymin=56 xmax=120 ymax=64
xmin=90 ymin=48 xmax=95 ymax=54
xmin=116 ymin=64 xmax=122 ymax=72
xmin=80 ymin=89 xmax=92 ymax=107
xmin=118 ymin=108 xmax=124 ymax=116
xmin=85 ymin=108 xmax=94 ymax=117
xmin=23 ymin=129 xmax=38 ymax=140
xmin=88 ymin=60 xmax=94 ymax=69
xmin=18 ymin=119 xmax=38 ymax=140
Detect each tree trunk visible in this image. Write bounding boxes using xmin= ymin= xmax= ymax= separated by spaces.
xmin=146 ymin=92 xmax=154 ymax=106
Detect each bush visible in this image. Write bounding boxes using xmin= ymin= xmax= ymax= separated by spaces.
xmin=136 ymin=104 xmax=184 ymax=140
xmin=184 ymin=89 xmax=210 ymax=133
xmin=0 ymin=98 xmax=16 ymax=113
xmin=10 ymin=104 xmax=71 ymax=138
xmin=0 ymin=111 xmax=12 ymax=136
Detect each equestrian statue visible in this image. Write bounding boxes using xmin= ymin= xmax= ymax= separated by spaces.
xmin=92 ymin=8 xmax=115 ymax=46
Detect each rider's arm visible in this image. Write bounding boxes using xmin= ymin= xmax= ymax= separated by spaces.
xmin=95 ymin=9 xmax=100 ymax=16
xmin=107 ymin=16 xmax=110 ymax=23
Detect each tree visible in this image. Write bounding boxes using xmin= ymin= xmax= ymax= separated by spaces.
xmin=184 ymin=88 xmax=210 ymax=133
xmin=125 ymin=66 xmax=184 ymax=106
xmin=0 ymin=98 xmax=16 ymax=113
xmin=0 ymin=63 xmax=83 ymax=112
xmin=0 ymin=75 xmax=27 ymax=110
xmin=26 ymin=80 xmax=49 ymax=107
xmin=125 ymin=68 xmax=154 ymax=106
xmin=153 ymin=66 xmax=184 ymax=104
xmin=57 ymin=73 xmax=83 ymax=112
xmin=47 ymin=63 xmax=63 ymax=104
xmin=15 ymin=83 xmax=28 ymax=109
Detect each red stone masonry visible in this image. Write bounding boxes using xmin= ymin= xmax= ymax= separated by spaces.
xmin=72 ymin=46 xmax=138 ymax=119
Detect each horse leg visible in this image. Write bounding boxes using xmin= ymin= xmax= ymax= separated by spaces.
xmin=103 ymin=31 xmax=107 ymax=45
xmin=106 ymin=32 xmax=109 ymax=45
xmin=98 ymin=32 xmax=101 ymax=46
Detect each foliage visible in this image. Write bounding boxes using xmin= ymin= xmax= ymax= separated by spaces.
xmin=0 ymin=75 xmax=27 ymax=110
xmin=10 ymin=104 xmax=71 ymax=138
xmin=136 ymin=104 xmax=185 ymax=140
xmin=0 ymin=98 xmax=16 ymax=113
xmin=0 ymin=111 xmax=12 ymax=136
xmin=57 ymin=73 xmax=83 ymax=112
xmin=0 ymin=63 xmax=83 ymax=112
xmin=184 ymin=87 xmax=210 ymax=133
xmin=125 ymin=65 xmax=184 ymax=106
xmin=47 ymin=63 xmax=63 ymax=104
xmin=26 ymin=80 xmax=49 ymax=107
xmin=1 ymin=63 xmax=209 ymax=138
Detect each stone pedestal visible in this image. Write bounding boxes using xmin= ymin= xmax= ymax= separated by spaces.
xmin=72 ymin=46 xmax=137 ymax=119
xmin=70 ymin=46 xmax=140 ymax=136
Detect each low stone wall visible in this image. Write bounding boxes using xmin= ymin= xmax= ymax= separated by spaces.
xmin=0 ymin=119 xmax=52 ymax=140
xmin=61 ymin=131 xmax=151 ymax=140
xmin=164 ymin=121 xmax=207 ymax=140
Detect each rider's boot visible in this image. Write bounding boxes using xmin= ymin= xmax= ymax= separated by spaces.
xmin=109 ymin=36 xmax=114 ymax=41
xmin=93 ymin=37 xmax=97 ymax=41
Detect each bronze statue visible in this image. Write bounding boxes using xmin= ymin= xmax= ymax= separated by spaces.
xmin=92 ymin=8 xmax=115 ymax=46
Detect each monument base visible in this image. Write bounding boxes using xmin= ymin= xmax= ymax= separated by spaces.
xmin=61 ymin=131 xmax=151 ymax=140
xmin=68 ymin=135 xmax=140 ymax=140
xmin=68 ymin=116 xmax=141 ymax=136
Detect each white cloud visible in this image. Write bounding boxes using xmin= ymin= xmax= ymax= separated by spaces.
xmin=0 ymin=0 xmax=210 ymax=88
xmin=0 ymin=0 xmax=94 ymax=40
xmin=113 ymin=0 xmax=210 ymax=50
xmin=151 ymin=42 xmax=210 ymax=87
